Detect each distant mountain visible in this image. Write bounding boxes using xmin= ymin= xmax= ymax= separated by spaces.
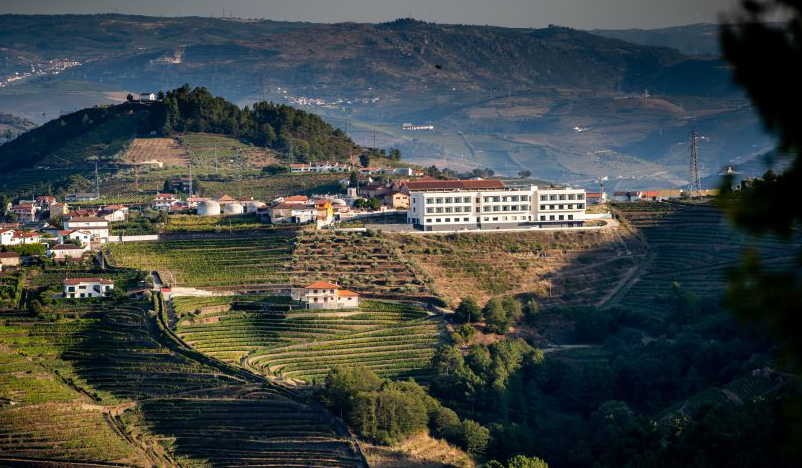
xmin=0 ymin=15 xmax=736 ymax=100
xmin=592 ymin=23 xmax=722 ymax=57
xmin=0 ymin=15 xmax=769 ymax=187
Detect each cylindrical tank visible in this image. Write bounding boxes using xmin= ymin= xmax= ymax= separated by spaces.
xmin=197 ymin=200 xmax=221 ymax=216
xmin=244 ymin=201 xmax=266 ymax=213
xmin=222 ymin=202 xmax=244 ymax=215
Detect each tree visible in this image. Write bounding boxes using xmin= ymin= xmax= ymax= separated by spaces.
xmin=350 ymin=388 xmax=429 ymax=445
xmin=389 ymin=148 xmax=402 ymax=160
xmin=518 ymin=170 xmax=532 ymax=179
xmin=323 ymin=365 xmax=383 ymax=414
xmin=349 ymin=171 xmax=359 ymax=188
xmin=126 ymin=93 xmax=134 ymax=102
xmin=523 ymin=299 xmax=540 ymax=323
xmin=359 ymin=153 xmax=371 ymax=168
xmin=454 ymin=297 xmax=481 ymax=323
xmin=717 ymin=1 xmax=802 ymax=371
xmin=484 ymin=298 xmax=508 ymax=333
xmin=461 ymin=419 xmax=490 ymax=455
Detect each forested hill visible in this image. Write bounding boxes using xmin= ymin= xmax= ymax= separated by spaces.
xmin=0 ymin=85 xmax=357 ymax=172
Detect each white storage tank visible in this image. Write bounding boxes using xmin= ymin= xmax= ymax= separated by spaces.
xmin=197 ymin=200 xmax=221 ymax=216
xmin=222 ymin=202 xmax=244 ymax=215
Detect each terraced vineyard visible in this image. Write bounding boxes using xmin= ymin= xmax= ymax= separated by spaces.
xmin=395 ymin=228 xmax=642 ymax=306
xmin=109 ymin=230 xmax=432 ymax=297
xmin=108 ymin=231 xmax=297 ymax=289
xmin=0 ymin=297 xmax=362 ymax=466
xmin=174 ymin=296 xmax=442 ymax=384
xmin=291 ymin=231 xmax=431 ymax=297
xmin=611 ymin=202 xmax=801 ymax=316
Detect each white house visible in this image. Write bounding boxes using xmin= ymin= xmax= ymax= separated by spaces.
xmin=406 ymin=180 xmax=587 ymax=231
xmin=290 ymin=281 xmax=360 ymax=309
xmin=63 ymin=278 xmax=114 ymax=299
xmin=98 ymin=205 xmax=129 ymax=222
xmin=152 ymin=193 xmax=180 ymax=211
xmin=139 ymin=92 xmax=158 ymax=102
xmin=49 ymin=244 xmax=86 ymax=261
xmin=1 ymin=229 xmax=42 ymax=246
xmin=58 ymin=230 xmax=93 ymax=247
xmin=63 ymin=217 xmax=109 ymax=243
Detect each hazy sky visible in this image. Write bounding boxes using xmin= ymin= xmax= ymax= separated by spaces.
xmin=0 ymin=0 xmax=741 ymax=29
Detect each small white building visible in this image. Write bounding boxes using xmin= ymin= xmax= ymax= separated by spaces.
xmin=49 ymin=244 xmax=86 ymax=261
xmin=152 ymin=193 xmax=180 ymax=211
xmin=58 ymin=229 xmax=93 ymax=247
xmin=1 ymin=229 xmax=42 ymax=246
xmin=63 ymin=278 xmax=114 ymax=299
xmin=139 ymin=92 xmax=158 ymax=102
xmin=63 ymin=217 xmax=109 ymax=243
xmin=290 ymin=281 xmax=360 ymax=310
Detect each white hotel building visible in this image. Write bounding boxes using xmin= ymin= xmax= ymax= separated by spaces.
xmin=406 ymin=180 xmax=586 ymax=231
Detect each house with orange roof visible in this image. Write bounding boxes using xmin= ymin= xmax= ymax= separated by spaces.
xmin=290 ymin=281 xmax=360 ymax=309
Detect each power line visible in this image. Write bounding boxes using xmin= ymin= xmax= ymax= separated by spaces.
xmin=689 ymin=130 xmax=702 ymax=198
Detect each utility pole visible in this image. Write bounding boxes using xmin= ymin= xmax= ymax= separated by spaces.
xmin=689 ymin=130 xmax=702 ymax=198
xmin=188 ymin=158 xmax=193 ymax=196
xmin=94 ymin=159 xmax=100 ymax=199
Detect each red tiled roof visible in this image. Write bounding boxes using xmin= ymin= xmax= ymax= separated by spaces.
xmin=336 ymin=289 xmax=360 ymax=297
xmin=64 ymin=277 xmax=114 ymax=285
xmin=304 ymin=281 xmax=340 ymax=289
xmin=284 ymin=195 xmax=309 ymax=202
xmin=405 ymin=179 xmax=506 ymax=191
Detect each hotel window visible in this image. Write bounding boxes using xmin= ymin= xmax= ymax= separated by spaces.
xmin=559 ymin=194 xmax=566 ymax=200
xmin=540 ymin=195 xmax=547 ymax=201
xmin=568 ymin=194 xmax=576 ymax=200
xmin=559 ymin=205 xmax=564 ymax=209
xmin=550 ymin=195 xmax=557 ymax=200
xmin=426 ymin=198 xmax=434 ymax=204
xmin=436 ymin=207 xmax=444 ymax=213
xmin=568 ymin=215 xmax=574 ymax=220
xmin=484 ymin=196 xmax=491 ymax=203
xmin=463 ymin=218 xmax=469 ymax=222
xmin=445 ymin=207 xmax=453 ymax=213
xmin=483 ymin=206 xmax=491 ymax=212
xmin=436 ymin=218 xmax=442 ymax=223
xmin=540 ymin=215 xmax=546 ymax=221
xmin=492 ymin=217 xmax=499 ymax=221
xmin=426 ymin=207 xmax=433 ymax=213
xmin=549 ymin=215 xmax=555 ymax=220
xmin=464 ymin=197 xmax=471 ymax=203
xmin=445 ymin=197 xmax=453 ymax=203
xmin=577 ymin=194 xmax=585 ymax=200
xmin=445 ymin=218 xmax=451 ymax=222
xmin=577 ymin=204 xmax=584 ymax=209
xmin=484 ymin=217 xmax=489 ymax=221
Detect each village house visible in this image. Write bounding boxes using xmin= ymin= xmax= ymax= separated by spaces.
xmin=0 ymin=251 xmax=21 ymax=270
xmin=387 ymin=192 xmax=410 ymax=209
xmin=268 ymin=202 xmax=316 ymax=224
xmin=11 ymin=203 xmax=38 ymax=223
xmin=34 ymin=196 xmax=57 ymax=210
xmin=1 ymin=229 xmax=42 ymax=246
xmin=63 ymin=278 xmax=114 ymax=299
xmin=586 ymin=192 xmax=608 ymax=205
xmin=97 ymin=205 xmax=129 ymax=222
xmin=152 ymin=193 xmax=180 ymax=211
xmin=63 ymin=217 xmax=109 ymax=243
xmin=50 ymin=202 xmax=69 ymax=218
xmin=49 ymin=244 xmax=86 ymax=261
xmin=186 ymin=196 xmax=208 ymax=208
xmin=290 ymin=281 xmax=360 ymax=309
xmin=315 ymin=200 xmax=335 ymax=227
xmin=58 ymin=230 xmax=93 ymax=247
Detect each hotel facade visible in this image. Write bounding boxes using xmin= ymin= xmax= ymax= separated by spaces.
xmin=406 ymin=180 xmax=586 ymax=231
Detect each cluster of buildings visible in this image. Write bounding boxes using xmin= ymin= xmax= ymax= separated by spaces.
xmin=152 ymin=193 xmax=267 ymax=215
xmin=405 ymin=179 xmax=588 ymax=231
xmin=612 ymin=189 xmax=718 ymax=202
xmin=288 ymin=160 xmax=422 ymax=177
xmin=262 ymin=195 xmax=338 ymax=227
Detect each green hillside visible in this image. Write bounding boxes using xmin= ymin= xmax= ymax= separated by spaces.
xmin=0 ymin=85 xmax=356 ymax=174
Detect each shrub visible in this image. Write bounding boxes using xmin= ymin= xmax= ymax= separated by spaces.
xmin=507 ymin=455 xmax=549 ymax=468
